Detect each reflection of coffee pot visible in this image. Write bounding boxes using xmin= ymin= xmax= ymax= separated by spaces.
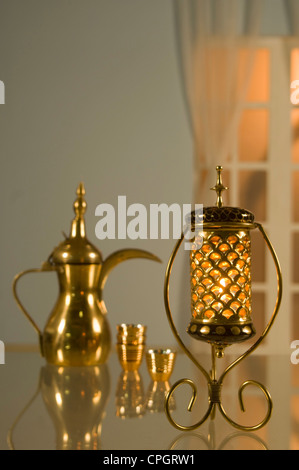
xmin=7 ymin=364 xmax=111 ymax=450
xmin=41 ymin=364 xmax=110 ymax=450
xmin=13 ymin=183 xmax=161 ymax=366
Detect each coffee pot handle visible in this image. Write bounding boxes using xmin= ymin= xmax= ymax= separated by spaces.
xmin=12 ymin=263 xmax=57 ymax=355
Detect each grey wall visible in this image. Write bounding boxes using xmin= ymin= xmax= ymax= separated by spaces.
xmin=0 ymin=1 xmax=192 ymax=348
xmin=0 ymin=0 xmax=292 ymax=351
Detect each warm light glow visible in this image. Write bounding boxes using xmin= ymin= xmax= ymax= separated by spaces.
xmin=55 ymin=392 xmax=62 ymax=406
xmin=88 ymin=293 xmax=94 ymax=306
xmin=92 ymin=391 xmax=102 ymax=404
xmin=190 ymin=230 xmax=252 ymax=327
xmin=220 ymin=278 xmax=230 ymax=288
xmin=92 ymin=318 xmax=101 ymax=333
xmin=221 ymin=294 xmax=232 ymax=304
xmin=211 ymin=285 xmax=223 ymax=295
xmin=222 ymin=310 xmax=234 ymax=320
xmin=239 ymin=109 xmax=268 ymax=162
xmin=58 ymin=318 xmax=66 ymax=334
xmin=57 ymin=349 xmax=64 ymax=362
xmin=95 ymin=346 xmax=102 ymax=360
xmin=245 ymin=48 xmax=269 ymax=102
xmin=291 ymin=49 xmax=299 ymax=84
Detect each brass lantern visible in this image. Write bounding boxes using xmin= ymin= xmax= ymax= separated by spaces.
xmin=187 ymin=167 xmax=256 ymax=358
xmin=164 ymin=166 xmax=282 ymax=432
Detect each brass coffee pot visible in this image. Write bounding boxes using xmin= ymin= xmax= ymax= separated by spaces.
xmin=13 ymin=183 xmax=160 ymax=366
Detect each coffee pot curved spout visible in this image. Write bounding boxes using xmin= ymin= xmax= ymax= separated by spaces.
xmin=99 ymin=248 xmax=161 ymax=301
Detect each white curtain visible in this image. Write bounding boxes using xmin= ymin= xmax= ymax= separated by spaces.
xmin=173 ymin=0 xmax=262 ymax=203
xmin=285 ymin=0 xmax=299 ymax=35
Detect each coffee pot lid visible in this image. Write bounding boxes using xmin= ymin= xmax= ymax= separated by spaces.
xmin=48 ymin=183 xmax=103 ymax=265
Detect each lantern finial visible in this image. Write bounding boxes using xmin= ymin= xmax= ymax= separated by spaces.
xmin=211 ymin=166 xmax=228 ymax=208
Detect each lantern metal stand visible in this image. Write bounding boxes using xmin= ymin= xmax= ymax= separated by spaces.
xmin=164 ymin=166 xmax=282 ymax=432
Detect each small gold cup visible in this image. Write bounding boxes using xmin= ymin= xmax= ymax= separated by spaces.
xmin=146 ymin=348 xmax=176 ymax=382
xmin=116 ymin=344 xmax=145 ymax=372
xmin=116 ymin=324 xmax=147 ymax=371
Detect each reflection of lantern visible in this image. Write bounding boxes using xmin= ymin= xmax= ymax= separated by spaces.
xmin=164 ymin=166 xmax=282 ymax=432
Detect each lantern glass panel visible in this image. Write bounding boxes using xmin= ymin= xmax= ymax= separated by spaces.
xmin=188 ymin=229 xmax=255 ymax=344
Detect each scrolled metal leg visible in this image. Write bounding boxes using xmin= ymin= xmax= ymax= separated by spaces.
xmin=165 ymin=378 xmax=214 ymax=432
xmin=218 ymin=380 xmax=273 ymax=432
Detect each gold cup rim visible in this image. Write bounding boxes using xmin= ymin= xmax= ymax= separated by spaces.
xmin=117 ymin=323 xmax=147 ymax=333
xmin=117 ymin=323 xmax=146 ymax=328
xmin=146 ymin=348 xmax=176 ymax=356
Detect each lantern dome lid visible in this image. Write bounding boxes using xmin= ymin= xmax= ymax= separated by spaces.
xmin=186 ymin=166 xmax=255 ymax=229
xmin=188 ymin=205 xmax=255 ymax=226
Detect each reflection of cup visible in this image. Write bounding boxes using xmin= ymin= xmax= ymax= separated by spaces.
xmin=146 ymin=349 xmax=176 ymax=382
xmin=115 ymin=370 xmax=146 ymax=419
xmin=146 ymin=380 xmax=176 ymax=414
xmin=116 ymin=324 xmax=146 ymax=371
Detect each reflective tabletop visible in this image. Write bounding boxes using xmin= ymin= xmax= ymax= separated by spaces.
xmin=0 ymin=347 xmax=298 ymax=450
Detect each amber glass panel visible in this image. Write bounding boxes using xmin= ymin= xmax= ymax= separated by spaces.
xmin=238 ymin=109 xmax=268 ymax=162
xmin=291 ymin=49 xmax=299 ymax=85
xmin=238 ymin=170 xmax=267 ymax=222
xmin=291 ymin=109 xmax=299 ymax=163
xmin=246 ymin=49 xmax=269 ymax=103
xmin=190 ymin=230 xmax=251 ymax=323
xmin=293 ymin=234 xmax=299 ymax=283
